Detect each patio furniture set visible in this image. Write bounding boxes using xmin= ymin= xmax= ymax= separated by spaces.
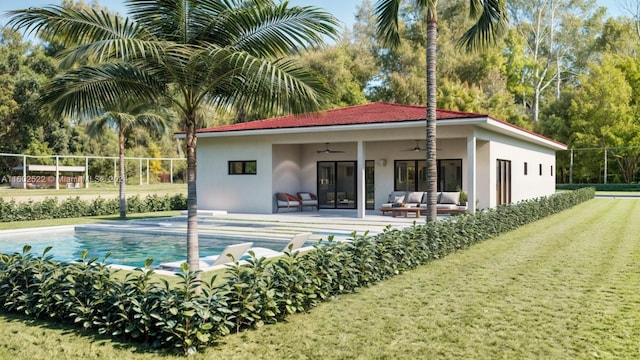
xmin=379 ymin=191 xmax=468 ymax=217
xmin=275 ymin=192 xmax=319 ymax=212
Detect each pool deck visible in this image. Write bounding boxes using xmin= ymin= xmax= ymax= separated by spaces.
xmin=78 ymin=209 xmax=439 ymax=244
xmin=0 ymin=209 xmax=448 ymax=275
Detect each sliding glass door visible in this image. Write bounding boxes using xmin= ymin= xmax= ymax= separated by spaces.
xmin=318 ymin=161 xmax=356 ymax=209
xmin=317 ymin=161 xmax=374 ymax=210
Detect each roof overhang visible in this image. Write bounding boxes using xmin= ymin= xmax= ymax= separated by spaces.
xmin=176 ymin=115 xmax=567 ymax=151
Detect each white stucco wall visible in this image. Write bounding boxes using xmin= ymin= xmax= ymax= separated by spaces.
xmin=196 ymin=137 xmax=274 ymax=213
xmin=195 ymin=121 xmax=562 ymax=214
xmin=477 ymin=129 xmax=557 ymax=208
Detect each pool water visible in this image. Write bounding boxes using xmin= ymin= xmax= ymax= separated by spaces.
xmin=0 ymin=229 xmax=295 ymax=268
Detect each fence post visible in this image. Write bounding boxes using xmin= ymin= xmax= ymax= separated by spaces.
xmin=170 ymin=159 xmax=174 ymax=184
xmin=604 ymin=147 xmax=608 ymax=184
xmin=22 ymin=155 xmax=27 ymax=189
xmin=569 ymin=149 xmax=573 ymax=184
xmin=55 ymin=156 xmax=60 ymax=190
xmin=85 ymin=156 xmax=89 ymax=188
xmin=146 ymin=158 xmax=150 ymax=184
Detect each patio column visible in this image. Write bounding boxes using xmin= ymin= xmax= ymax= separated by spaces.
xmin=357 ymin=140 xmax=366 ymax=219
xmin=466 ymin=134 xmax=477 ymax=214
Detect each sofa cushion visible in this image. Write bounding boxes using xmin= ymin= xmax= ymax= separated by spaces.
xmin=392 ymin=195 xmax=405 ymax=204
xmin=388 ymin=191 xmax=406 ymax=203
xmin=439 ymin=191 xmax=460 ymax=205
xmin=299 ymin=193 xmax=312 ymax=200
xmin=406 ymin=191 xmax=424 ymax=204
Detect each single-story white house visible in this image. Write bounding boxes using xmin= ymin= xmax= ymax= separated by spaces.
xmin=191 ymin=102 xmax=566 ymax=217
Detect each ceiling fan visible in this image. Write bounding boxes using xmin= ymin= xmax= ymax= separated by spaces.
xmin=404 ymin=140 xmax=441 ymax=152
xmin=405 ymin=140 xmax=424 ymax=152
xmin=317 ymin=143 xmax=344 ymax=154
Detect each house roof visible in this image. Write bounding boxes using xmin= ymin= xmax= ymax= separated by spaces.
xmin=192 ymin=102 xmax=566 ymax=149
xmin=197 ymin=102 xmax=483 ymax=133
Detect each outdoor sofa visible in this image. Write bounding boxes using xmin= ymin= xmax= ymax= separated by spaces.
xmin=275 ymin=192 xmax=318 ymax=212
xmin=380 ymin=191 xmax=468 ymax=215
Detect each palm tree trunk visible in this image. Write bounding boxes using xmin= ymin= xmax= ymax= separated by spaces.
xmin=185 ymin=113 xmax=200 ymax=275
xmin=118 ymin=131 xmax=127 ymax=219
xmin=425 ymin=14 xmax=438 ymax=222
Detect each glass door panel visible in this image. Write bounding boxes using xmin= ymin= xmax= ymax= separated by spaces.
xmin=317 ymin=161 xmax=357 ymax=209
xmin=318 ymin=162 xmax=335 ymax=208
xmin=336 ymin=162 xmax=355 ymax=209
xmin=366 ymin=160 xmax=374 ymax=210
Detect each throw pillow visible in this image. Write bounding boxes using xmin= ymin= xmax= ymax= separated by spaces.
xmin=299 ymin=193 xmax=311 ymax=200
xmin=439 ymin=192 xmax=460 ymax=205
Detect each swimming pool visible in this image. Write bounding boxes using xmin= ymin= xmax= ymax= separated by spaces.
xmin=0 ymin=227 xmax=309 ymax=268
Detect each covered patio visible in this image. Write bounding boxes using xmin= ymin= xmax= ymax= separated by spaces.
xmin=193 ymin=102 xmax=566 ymax=218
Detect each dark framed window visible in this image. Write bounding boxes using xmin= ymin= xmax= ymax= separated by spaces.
xmin=524 ymin=162 xmax=528 ymax=175
xmin=228 ymin=160 xmax=257 ymax=175
xmin=550 ymin=165 xmax=554 ymax=176
xmin=539 ymin=164 xmax=543 ymax=176
xmin=394 ymin=159 xmax=462 ymax=192
xmin=497 ymin=159 xmax=512 ymax=205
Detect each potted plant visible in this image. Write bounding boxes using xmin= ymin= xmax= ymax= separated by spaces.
xmin=458 ymin=189 xmax=468 ymax=206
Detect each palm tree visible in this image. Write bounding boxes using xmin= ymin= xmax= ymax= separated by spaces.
xmin=86 ymin=99 xmax=169 ymax=219
xmin=375 ymin=0 xmax=508 ymax=221
xmin=8 ymin=0 xmax=338 ymax=271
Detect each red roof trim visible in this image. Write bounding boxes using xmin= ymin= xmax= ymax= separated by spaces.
xmin=191 ymin=101 xmax=565 ymax=148
xmin=196 ymin=102 xmax=485 ymax=133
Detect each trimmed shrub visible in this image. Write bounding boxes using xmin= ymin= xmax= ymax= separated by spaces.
xmin=0 ymin=193 xmax=187 ymax=222
xmin=0 ymin=188 xmax=595 ymax=354
xmin=557 ymin=183 xmax=640 ymax=191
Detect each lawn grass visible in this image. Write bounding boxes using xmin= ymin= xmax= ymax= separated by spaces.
xmin=0 ymin=183 xmax=186 ymax=200
xmin=1 ymin=198 xmax=639 ymax=359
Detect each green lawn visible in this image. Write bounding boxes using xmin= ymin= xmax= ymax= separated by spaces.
xmin=0 ymin=183 xmax=186 ymax=200
xmin=1 ymin=198 xmax=639 ymax=359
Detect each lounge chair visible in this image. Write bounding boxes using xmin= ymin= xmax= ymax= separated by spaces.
xmin=296 ymin=192 xmax=319 ymax=211
xmin=201 ymin=242 xmax=254 ymax=266
xmin=275 ymin=192 xmax=301 ymax=212
xmin=157 ymin=241 xmax=253 ymax=271
xmin=247 ymin=232 xmax=312 ymax=258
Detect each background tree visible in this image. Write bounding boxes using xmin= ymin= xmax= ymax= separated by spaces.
xmin=8 ymin=0 xmax=338 ymax=273
xmin=568 ymin=54 xmax=639 ymax=183
xmin=375 ymin=0 xmax=508 ymax=220
xmin=86 ymin=99 xmax=169 ymax=218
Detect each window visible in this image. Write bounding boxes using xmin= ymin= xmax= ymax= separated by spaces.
xmin=539 ymin=164 xmax=543 ymax=176
xmin=550 ymin=165 xmax=554 ymax=176
xmin=228 ymin=160 xmax=257 ymax=175
xmin=496 ymin=159 xmax=512 ymax=205
xmin=524 ymin=162 xmax=528 ymax=175
xmin=394 ymin=159 xmax=462 ymax=192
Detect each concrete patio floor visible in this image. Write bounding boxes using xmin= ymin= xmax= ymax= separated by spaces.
xmin=80 ymin=209 xmax=441 ymax=244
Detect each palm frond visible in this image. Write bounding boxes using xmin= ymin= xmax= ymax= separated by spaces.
xmin=224 ymin=2 xmax=340 ymax=57
xmin=6 ymin=6 xmax=171 ymax=69
xmin=374 ymin=0 xmax=401 ymax=49
xmin=39 ymin=63 xmax=167 ymax=118
xmin=458 ymin=0 xmax=508 ymax=51
xmin=197 ymin=48 xmax=330 ymax=116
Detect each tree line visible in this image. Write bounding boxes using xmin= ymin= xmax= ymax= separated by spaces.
xmin=2 ymin=0 xmax=640 ymax=184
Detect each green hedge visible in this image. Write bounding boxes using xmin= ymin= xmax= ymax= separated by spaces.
xmin=557 ymin=183 xmax=640 ymax=191
xmin=0 ymin=188 xmax=595 ymax=354
xmin=0 ymin=193 xmax=187 ymax=222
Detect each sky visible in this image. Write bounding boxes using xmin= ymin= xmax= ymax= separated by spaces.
xmin=0 ymin=0 xmax=630 ymax=31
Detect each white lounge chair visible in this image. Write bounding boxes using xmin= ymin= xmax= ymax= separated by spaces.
xmin=249 ymin=232 xmax=312 ymax=258
xmin=157 ymin=242 xmax=253 ymax=271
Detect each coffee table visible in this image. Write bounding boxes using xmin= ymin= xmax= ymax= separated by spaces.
xmin=379 ymin=207 xmax=422 ymax=218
